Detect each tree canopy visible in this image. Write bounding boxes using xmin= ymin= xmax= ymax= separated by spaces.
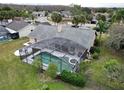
xmin=79 ymin=15 xmax=86 ymax=25
xmin=112 ymin=9 xmax=124 ymax=24
xmin=51 ymin=12 xmax=62 ymax=24
xmin=96 ymin=14 xmax=106 ymax=21
xmin=0 ymin=7 xmax=31 ymax=20
xmin=107 ymin=24 xmax=124 ymax=53
xmin=72 ymin=15 xmax=80 ymax=26
xmin=70 ymin=5 xmax=83 ymax=16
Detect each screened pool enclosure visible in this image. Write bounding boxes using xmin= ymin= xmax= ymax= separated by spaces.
xmin=19 ymin=37 xmax=88 ymax=72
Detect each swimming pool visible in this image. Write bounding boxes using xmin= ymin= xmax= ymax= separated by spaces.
xmin=40 ymin=52 xmax=73 ymax=72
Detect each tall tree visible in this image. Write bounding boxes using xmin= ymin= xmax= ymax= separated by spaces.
xmin=112 ymin=9 xmax=124 ymax=24
xmin=96 ymin=14 xmax=106 ymax=21
xmin=72 ymin=15 xmax=80 ymax=26
xmin=96 ymin=20 xmax=107 ymax=45
xmin=86 ymin=14 xmax=93 ymax=22
xmin=79 ymin=15 xmax=86 ymax=25
xmin=51 ymin=12 xmax=62 ymax=24
xmin=71 ymin=5 xmax=83 ymax=16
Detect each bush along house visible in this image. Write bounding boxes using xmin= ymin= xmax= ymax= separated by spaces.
xmin=18 ymin=24 xmax=96 ymax=73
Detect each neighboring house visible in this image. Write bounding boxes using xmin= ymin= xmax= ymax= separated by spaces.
xmin=91 ymin=16 xmax=97 ymax=24
xmin=35 ymin=17 xmax=49 ymax=23
xmin=0 ymin=19 xmax=12 ymax=26
xmin=0 ymin=26 xmax=10 ymax=41
xmin=6 ymin=21 xmax=37 ymax=37
xmin=13 ymin=17 xmax=24 ymax=21
xmin=32 ymin=11 xmax=46 ymax=17
xmin=0 ymin=26 xmax=19 ymax=42
xmin=61 ymin=11 xmax=72 ymax=18
xmin=19 ymin=25 xmax=95 ymax=73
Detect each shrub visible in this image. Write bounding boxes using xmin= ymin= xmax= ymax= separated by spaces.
xmin=94 ymin=38 xmax=100 ymax=47
xmin=32 ymin=56 xmax=42 ymax=72
xmin=92 ymin=52 xmax=99 ymax=59
xmin=90 ymin=47 xmax=95 ymax=54
xmin=46 ymin=63 xmax=57 ymax=79
xmin=61 ymin=70 xmax=86 ymax=87
xmin=41 ymin=84 xmax=49 ymax=90
xmin=90 ymin=47 xmax=101 ymax=54
xmin=104 ymin=59 xmax=121 ymax=80
xmin=94 ymin=47 xmax=101 ymax=54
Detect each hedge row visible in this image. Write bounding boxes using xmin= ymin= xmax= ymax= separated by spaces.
xmin=61 ymin=70 xmax=86 ymax=87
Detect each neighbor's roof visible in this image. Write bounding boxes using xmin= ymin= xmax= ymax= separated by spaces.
xmin=0 ymin=26 xmax=9 ymax=36
xmin=32 ymin=11 xmax=45 ymax=14
xmin=6 ymin=21 xmax=29 ymax=31
xmin=61 ymin=11 xmax=72 ymax=16
xmin=41 ymin=22 xmax=51 ymax=25
xmin=29 ymin=25 xmax=96 ymax=49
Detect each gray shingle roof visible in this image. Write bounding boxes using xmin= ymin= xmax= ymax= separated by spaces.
xmin=61 ymin=11 xmax=72 ymax=17
xmin=29 ymin=25 xmax=96 ymax=49
xmin=0 ymin=26 xmax=9 ymax=36
xmin=6 ymin=21 xmax=29 ymax=31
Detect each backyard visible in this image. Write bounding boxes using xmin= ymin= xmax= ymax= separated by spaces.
xmin=0 ymin=36 xmax=124 ymax=89
xmin=0 ymin=37 xmax=81 ymax=89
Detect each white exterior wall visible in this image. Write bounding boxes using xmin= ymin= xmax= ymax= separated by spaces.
xmin=18 ymin=24 xmax=37 ymax=37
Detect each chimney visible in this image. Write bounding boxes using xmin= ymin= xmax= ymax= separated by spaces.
xmin=58 ymin=25 xmax=62 ymax=32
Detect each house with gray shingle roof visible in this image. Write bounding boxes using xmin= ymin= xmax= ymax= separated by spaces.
xmin=18 ymin=24 xmax=95 ymax=73
xmin=32 ymin=11 xmax=46 ymax=17
xmin=0 ymin=26 xmax=10 ymax=41
xmin=29 ymin=25 xmax=95 ymax=50
xmin=6 ymin=20 xmax=37 ymax=37
xmin=61 ymin=11 xmax=72 ymax=18
xmin=0 ymin=26 xmax=19 ymax=41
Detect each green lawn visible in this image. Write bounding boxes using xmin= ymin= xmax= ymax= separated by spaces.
xmin=0 ymin=36 xmax=123 ymax=89
xmin=46 ymin=81 xmax=82 ymax=90
xmin=0 ymin=38 xmax=43 ymax=89
xmin=0 ymin=38 xmax=81 ymax=90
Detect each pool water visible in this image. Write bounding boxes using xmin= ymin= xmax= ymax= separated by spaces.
xmin=40 ymin=52 xmax=73 ymax=72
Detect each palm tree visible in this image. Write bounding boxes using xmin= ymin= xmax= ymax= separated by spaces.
xmin=112 ymin=9 xmax=124 ymax=24
xmin=96 ymin=20 xmax=107 ymax=45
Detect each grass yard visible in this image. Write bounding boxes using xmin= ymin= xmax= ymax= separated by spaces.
xmin=81 ymin=34 xmax=124 ymax=89
xmin=0 ymin=37 xmax=81 ymax=90
xmin=46 ymin=81 xmax=83 ymax=90
xmin=0 ymin=38 xmax=43 ymax=89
